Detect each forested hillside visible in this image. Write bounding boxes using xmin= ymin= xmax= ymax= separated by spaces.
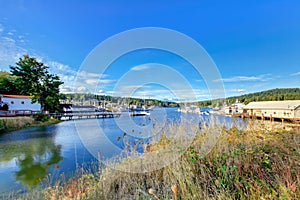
xmin=227 ymin=88 xmax=300 ymax=104
xmin=198 ymin=88 xmax=300 ymax=107
xmin=60 ymin=93 xmax=179 ymax=107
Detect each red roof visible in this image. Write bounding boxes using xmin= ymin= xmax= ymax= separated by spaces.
xmin=1 ymin=94 xmax=31 ymax=99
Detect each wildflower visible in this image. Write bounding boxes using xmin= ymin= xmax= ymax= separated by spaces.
xmin=148 ymin=188 xmax=160 ymax=200
xmin=171 ymin=185 xmax=178 ymax=200
xmin=148 ymin=188 xmax=155 ymax=195
xmin=171 ymin=184 xmax=177 ymax=194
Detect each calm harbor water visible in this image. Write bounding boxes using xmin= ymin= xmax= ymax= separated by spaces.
xmin=0 ymin=108 xmax=242 ymax=194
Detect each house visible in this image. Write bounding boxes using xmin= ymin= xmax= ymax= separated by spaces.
xmin=225 ymin=99 xmax=245 ymax=115
xmin=242 ymin=100 xmax=300 ymax=121
xmin=0 ymin=94 xmax=41 ymax=112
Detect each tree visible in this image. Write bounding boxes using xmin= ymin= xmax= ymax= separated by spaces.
xmin=10 ymin=55 xmax=63 ymax=112
xmin=0 ymin=71 xmax=19 ymax=94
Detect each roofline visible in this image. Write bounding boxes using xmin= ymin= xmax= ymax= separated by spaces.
xmin=0 ymin=94 xmax=31 ymax=99
xmin=243 ymin=107 xmax=296 ymax=110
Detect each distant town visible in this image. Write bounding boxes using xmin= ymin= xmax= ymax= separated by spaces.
xmin=1 ymin=88 xmax=299 ymax=123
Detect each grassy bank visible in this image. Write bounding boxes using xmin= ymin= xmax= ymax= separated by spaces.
xmin=11 ymin=120 xmax=300 ymax=199
xmin=0 ymin=116 xmax=61 ymax=133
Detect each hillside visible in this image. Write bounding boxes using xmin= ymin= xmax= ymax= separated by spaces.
xmin=198 ymin=88 xmax=300 ymax=107
xmin=60 ymin=93 xmax=180 ymax=107
xmin=227 ymin=88 xmax=300 ymax=104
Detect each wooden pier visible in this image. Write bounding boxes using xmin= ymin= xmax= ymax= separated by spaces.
xmin=50 ymin=112 xmax=121 ymax=120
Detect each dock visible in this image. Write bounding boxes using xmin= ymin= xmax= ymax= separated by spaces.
xmin=50 ymin=112 xmax=121 ymax=120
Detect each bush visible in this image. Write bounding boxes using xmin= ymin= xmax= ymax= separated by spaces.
xmin=0 ymin=120 xmax=5 ymax=132
xmin=33 ymin=112 xmax=50 ymax=122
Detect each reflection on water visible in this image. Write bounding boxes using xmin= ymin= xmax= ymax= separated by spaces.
xmin=0 ymin=127 xmax=62 ymax=191
xmin=14 ymin=140 xmax=62 ymax=189
xmin=0 ymin=108 xmax=244 ymax=194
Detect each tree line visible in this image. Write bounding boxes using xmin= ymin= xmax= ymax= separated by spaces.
xmin=198 ymin=88 xmax=300 ymax=107
xmin=60 ymin=93 xmax=180 ymax=107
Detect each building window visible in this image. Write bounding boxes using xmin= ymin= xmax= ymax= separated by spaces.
xmin=21 ymin=101 xmax=24 ymax=104
xmin=11 ymin=101 xmax=14 ymax=104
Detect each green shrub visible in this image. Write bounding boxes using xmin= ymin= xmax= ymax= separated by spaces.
xmin=33 ymin=112 xmax=50 ymax=122
xmin=0 ymin=120 xmax=6 ymax=132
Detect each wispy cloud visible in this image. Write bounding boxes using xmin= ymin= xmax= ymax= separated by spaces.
xmin=60 ymin=85 xmax=93 ymax=94
xmin=290 ymin=71 xmax=300 ymax=76
xmin=231 ymin=89 xmax=246 ymax=93
xmin=76 ymin=70 xmax=106 ymax=79
xmin=112 ymin=85 xmax=210 ymax=101
xmin=214 ymin=74 xmax=272 ymax=83
xmin=0 ymin=37 xmax=28 ymax=70
xmin=84 ymin=78 xmax=116 ymax=86
xmin=99 ymin=79 xmax=116 ymax=85
xmin=71 ymin=70 xmax=115 ymax=87
xmin=0 ymin=23 xmax=85 ymax=93
xmin=130 ymin=64 xmax=150 ymax=71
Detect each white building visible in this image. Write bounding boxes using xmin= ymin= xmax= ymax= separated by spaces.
xmin=225 ymin=99 xmax=245 ymax=115
xmin=0 ymin=94 xmax=41 ymax=111
xmin=243 ymin=100 xmax=300 ymax=121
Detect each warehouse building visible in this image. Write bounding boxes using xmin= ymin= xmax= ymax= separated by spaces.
xmin=243 ymin=100 xmax=300 ymax=121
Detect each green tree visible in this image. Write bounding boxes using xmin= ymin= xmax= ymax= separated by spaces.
xmin=0 ymin=71 xmax=19 ymax=94
xmin=10 ymin=55 xmax=63 ymax=112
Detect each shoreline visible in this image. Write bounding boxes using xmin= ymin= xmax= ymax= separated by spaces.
xmin=2 ymin=117 xmax=300 ymax=199
xmin=11 ymin=121 xmax=300 ymax=199
xmin=0 ymin=116 xmax=61 ymax=133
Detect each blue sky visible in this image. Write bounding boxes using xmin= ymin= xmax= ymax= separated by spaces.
xmin=0 ymin=0 xmax=299 ymax=101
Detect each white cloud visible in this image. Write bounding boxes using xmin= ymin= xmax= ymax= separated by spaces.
xmin=0 ymin=36 xmax=27 ymax=70
xmin=99 ymin=79 xmax=116 ymax=85
xmin=60 ymin=85 xmax=73 ymax=93
xmin=232 ymin=89 xmax=246 ymax=93
xmin=60 ymin=85 xmax=94 ymax=94
xmin=214 ymin=74 xmax=272 ymax=83
xmin=70 ymin=70 xmax=115 ymax=87
xmin=47 ymin=61 xmax=75 ymax=74
xmin=77 ymin=70 xmax=104 ymax=78
xmin=85 ymin=79 xmax=99 ymax=85
xmin=84 ymin=78 xmax=116 ymax=86
xmin=0 ymin=24 xmax=92 ymax=94
xmin=97 ymin=89 xmax=106 ymax=94
xmin=112 ymin=85 xmax=209 ymax=101
xmin=76 ymin=86 xmax=90 ymax=93
xmin=131 ymin=65 xmax=150 ymax=71
xmin=290 ymin=71 xmax=300 ymax=76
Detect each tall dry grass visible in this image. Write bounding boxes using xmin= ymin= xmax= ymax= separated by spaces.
xmin=0 ymin=116 xmax=60 ymax=133
xmin=0 ymin=117 xmax=35 ymax=130
xmin=12 ymin=118 xmax=300 ymax=199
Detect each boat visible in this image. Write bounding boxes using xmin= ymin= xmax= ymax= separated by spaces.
xmin=177 ymin=105 xmax=200 ymax=113
xmin=200 ymin=111 xmax=210 ymax=115
xmin=129 ymin=107 xmax=150 ymax=116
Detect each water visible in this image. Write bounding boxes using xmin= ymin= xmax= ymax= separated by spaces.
xmin=0 ymin=108 xmax=243 ymax=194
